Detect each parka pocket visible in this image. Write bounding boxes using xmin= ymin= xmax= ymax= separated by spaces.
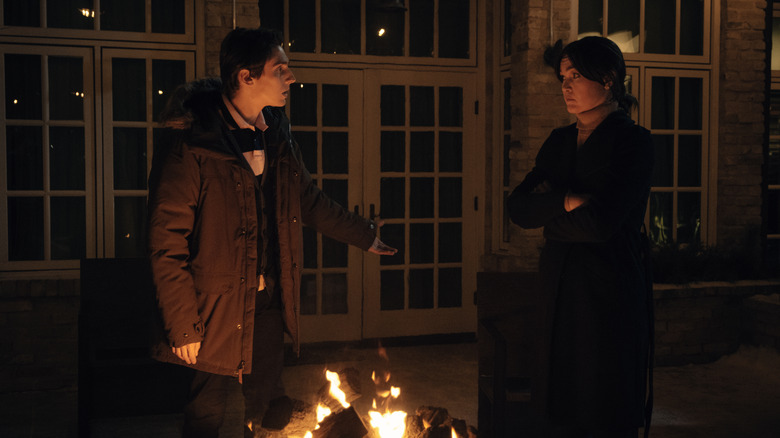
xmin=191 ymin=271 xmax=236 ymax=295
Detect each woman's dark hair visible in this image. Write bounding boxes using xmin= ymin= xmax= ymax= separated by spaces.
xmin=219 ymin=27 xmax=283 ymax=98
xmin=554 ymin=36 xmax=637 ymax=112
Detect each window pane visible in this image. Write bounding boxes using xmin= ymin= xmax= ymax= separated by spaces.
xmin=651 ymin=135 xmax=673 ymax=187
xmin=439 ymin=87 xmax=463 ymax=127
xmin=439 ymin=222 xmax=461 ymax=263
xmin=322 ymin=0 xmax=361 ymax=54
xmin=410 ymin=178 xmax=434 ymax=218
xmin=503 ymin=77 xmax=511 ymax=129
xmin=322 ymin=179 xmax=347 ymax=209
xmin=322 ymin=84 xmax=348 ymax=126
xmin=767 ymin=191 xmax=780 ymax=235
xmin=51 ymin=197 xmax=85 ymax=260
xmin=503 ymin=0 xmax=512 ymax=56
xmin=502 ymin=134 xmax=511 ymax=187
xmin=380 ymin=177 xmax=405 ymax=218
xmin=300 ymin=273 xmax=317 ymax=314
xmin=7 ymin=126 xmax=43 ymax=190
xmin=295 ymin=131 xmax=317 ymax=172
xmin=322 ymin=132 xmax=348 ymax=174
xmin=101 ymin=0 xmax=144 ymax=32
xmin=409 ymin=269 xmax=433 ymax=309
xmin=380 ymin=269 xmax=405 ymax=310
xmin=608 ymin=0 xmax=639 ymax=53
xmin=290 ymin=83 xmax=317 ymax=126
xmin=410 ymin=0 xmax=434 ymax=57
xmin=677 ymin=192 xmax=701 ymax=244
xmin=379 ymin=223 xmax=404 ymax=266
xmin=680 ymin=0 xmax=703 ymax=56
xmin=649 ymin=192 xmax=672 ymax=245
xmin=322 ymin=273 xmax=348 ymax=314
xmin=115 ymin=196 xmax=147 ymax=258
xmin=438 ymin=268 xmax=462 ymax=308
xmin=766 ymin=240 xmax=780 ymax=275
xmin=4 ymin=0 xmax=40 ymax=27
xmin=381 ymin=131 xmax=405 ymax=172
xmin=152 ymin=0 xmax=185 ymax=34
xmin=578 ymin=0 xmax=602 ymax=37
xmin=439 ymin=178 xmax=462 ymax=218
xmin=410 ymin=132 xmax=434 ymax=172
xmin=8 ymin=197 xmax=44 ymax=261
xmin=651 ymin=77 xmax=675 ymax=130
xmin=50 ymin=127 xmax=85 ymax=190
xmin=678 ymin=135 xmax=701 ymax=187
xmin=48 ymin=0 xmax=93 ymax=29
xmin=439 ymin=0 xmax=469 ymax=58
xmin=49 ymin=56 xmax=84 ymax=120
xmin=410 ymin=86 xmax=434 ymax=126
xmin=322 ymin=236 xmax=348 ymax=268
xmin=679 ymin=77 xmax=702 ymax=130
xmin=645 ymin=0 xmax=676 ymax=54
xmin=113 ymin=128 xmax=147 ymax=190
xmin=367 ymin=0 xmax=404 ymax=56
xmin=303 ymin=226 xmax=318 ymax=268
xmin=381 ymin=85 xmax=405 ymax=126
xmin=113 ymin=58 xmax=146 ymax=121
xmin=290 ymin=0 xmax=315 ymax=53
xmin=153 ymin=59 xmax=186 ymax=122
xmin=5 ymin=54 xmax=42 ymax=120
xmin=440 ymin=131 xmax=462 ymax=173
xmin=259 ymin=0 xmax=284 ymax=32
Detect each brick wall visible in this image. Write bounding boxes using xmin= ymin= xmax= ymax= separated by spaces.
xmin=743 ymin=293 xmax=780 ymax=349
xmin=204 ymin=0 xmax=260 ymax=77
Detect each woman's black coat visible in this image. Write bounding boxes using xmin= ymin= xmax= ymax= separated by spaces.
xmin=507 ymin=110 xmax=654 ymax=430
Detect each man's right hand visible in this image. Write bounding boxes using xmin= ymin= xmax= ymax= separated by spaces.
xmin=172 ymin=341 xmax=201 ymax=364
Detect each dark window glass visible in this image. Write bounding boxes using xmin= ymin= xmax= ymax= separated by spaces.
xmin=4 ymin=0 xmax=40 ymax=26
xmin=5 ymin=54 xmax=42 ymax=120
xmin=439 ymin=87 xmax=463 ymax=127
xmin=439 ymin=178 xmax=462 ymax=218
xmin=651 ymin=77 xmax=675 ymax=130
xmin=323 ymin=179 xmax=348 ymax=209
xmin=322 ymin=273 xmax=348 ymax=314
xmin=678 ymin=135 xmax=702 ymax=187
xmin=440 ymin=131 xmax=462 ymax=173
xmin=290 ymin=0 xmax=316 ymax=52
xmin=503 ymin=77 xmax=511 ymax=130
xmin=7 ymin=126 xmax=43 ymax=190
xmin=259 ymin=0 xmax=284 ymax=32
xmin=439 ymin=0 xmax=469 ymax=58
xmin=294 ymin=131 xmax=318 ymax=172
xmin=51 ymin=197 xmax=86 ymax=260
xmin=578 ymin=0 xmax=602 ymax=36
xmin=290 ymin=83 xmax=317 ymax=126
xmin=379 ymin=223 xmax=405 ymax=266
xmin=50 ymin=127 xmax=86 ymax=190
xmin=49 ymin=57 xmax=84 ymax=121
xmin=101 ymin=0 xmax=144 ymax=32
xmin=439 ymin=222 xmax=461 ymax=263
xmin=322 ymin=236 xmax=348 ymax=268
xmin=322 ymin=84 xmax=349 ymax=126
xmin=410 ymin=0 xmax=434 ymax=57
xmin=645 ymin=0 xmax=676 ymax=54
xmin=651 ymin=135 xmax=674 ymax=187
xmin=380 ymin=269 xmax=405 ymax=310
xmin=300 ymin=274 xmax=317 ymax=314
xmin=677 ymin=192 xmax=701 ymax=244
xmin=381 ymin=177 xmax=405 ymax=219
xmin=502 ymin=134 xmax=511 ymax=187
xmin=153 ymin=60 xmax=186 ymax=122
xmin=115 ymin=196 xmax=147 ymax=258
xmin=303 ymin=227 xmax=318 ymax=268
xmin=322 ymin=132 xmax=349 ymax=174
xmin=381 ymin=85 xmax=405 ymax=126
xmin=765 ymin=240 xmax=780 ymax=276
xmin=113 ymin=58 xmax=146 ymax=122
xmin=48 ymin=0 xmax=94 ymax=29
xmin=381 ymin=131 xmax=405 ymax=172
xmin=410 ymin=178 xmax=434 ymax=218
xmin=607 ymin=0 xmax=639 ymax=53
xmin=367 ymin=0 xmax=404 ymax=56
xmin=322 ymin=0 xmax=361 ymax=54
xmin=409 ymin=269 xmax=433 ymax=309
xmin=768 ymin=192 xmax=780 ymax=235
xmin=680 ymin=0 xmax=703 ymax=56
xmin=410 ymin=86 xmax=434 ymax=126
xmin=438 ymin=268 xmax=462 ymax=308
xmin=410 ymin=132 xmax=434 ymax=172
xmin=649 ymin=192 xmax=672 ymax=245
xmin=152 ymin=0 xmax=185 ymax=34
xmin=8 ymin=197 xmax=44 ymax=261
xmin=113 ymin=128 xmax=147 ymax=190
xmin=503 ymin=0 xmax=512 ymax=56
xmin=679 ymin=77 xmax=702 ymax=130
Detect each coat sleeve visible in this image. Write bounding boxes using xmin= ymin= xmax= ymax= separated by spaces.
xmin=147 ymin=135 xmax=205 ymax=348
xmin=543 ymin=127 xmax=654 ymax=242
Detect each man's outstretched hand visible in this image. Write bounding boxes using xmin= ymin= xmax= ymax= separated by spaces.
xmin=368 ymin=217 xmax=398 ymax=255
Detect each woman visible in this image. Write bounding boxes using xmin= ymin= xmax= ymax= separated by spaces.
xmin=507 ymin=37 xmax=653 ymax=437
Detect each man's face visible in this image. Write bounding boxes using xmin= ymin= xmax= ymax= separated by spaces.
xmin=249 ymin=45 xmax=296 ymax=108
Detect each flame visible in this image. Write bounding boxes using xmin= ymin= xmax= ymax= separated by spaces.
xmin=368 ymin=410 xmax=407 ymax=438
xmin=326 ymin=370 xmax=350 ymax=408
xmin=452 ymin=427 xmax=458 ymax=438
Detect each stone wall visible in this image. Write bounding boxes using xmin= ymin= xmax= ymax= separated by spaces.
xmin=743 ymin=293 xmax=780 ymax=348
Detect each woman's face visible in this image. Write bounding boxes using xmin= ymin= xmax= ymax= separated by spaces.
xmin=559 ymin=57 xmax=612 ymax=116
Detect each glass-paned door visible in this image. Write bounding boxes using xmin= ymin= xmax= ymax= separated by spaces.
xmin=288 ymin=68 xmax=366 ymax=342
xmin=1 ymin=45 xmax=95 ymax=270
xmin=101 ymin=49 xmax=194 ymax=257
xmin=363 ymin=70 xmax=478 ymax=338
xmin=644 ymin=69 xmax=709 ymax=246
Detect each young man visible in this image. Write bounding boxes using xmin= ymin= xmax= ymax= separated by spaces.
xmin=148 ymin=27 xmax=396 ymax=438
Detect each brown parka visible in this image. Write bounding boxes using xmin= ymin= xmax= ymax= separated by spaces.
xmin=147 ymin=78 xmax=376 ymax=377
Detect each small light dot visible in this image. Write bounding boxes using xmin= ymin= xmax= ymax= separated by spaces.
xmin=378 ymin=28 xmax=386 ymax=37
xmin=158 ymin=90 xmax=164 ymax=95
